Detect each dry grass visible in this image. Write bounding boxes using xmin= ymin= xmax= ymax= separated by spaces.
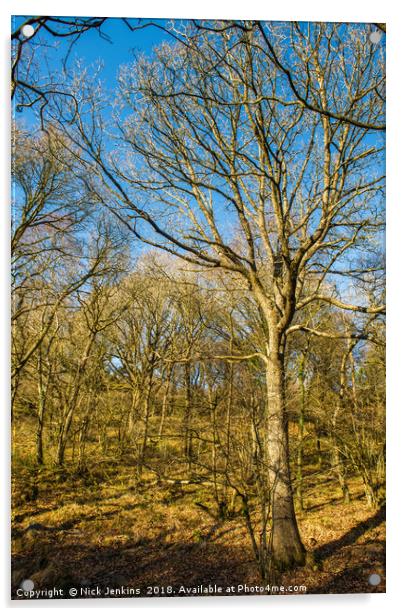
xmin=11 ymin=458 xmax=385 ymax=599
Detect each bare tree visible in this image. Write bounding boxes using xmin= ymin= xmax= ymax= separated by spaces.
xmin=50 ymin=21 xmax=385 ymax=568
xmin=11 ymin=19 xmax=385 ymax=577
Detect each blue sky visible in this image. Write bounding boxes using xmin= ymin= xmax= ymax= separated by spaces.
xmin=11 ymin=17 xmax=385 ymax=302
xmin=12 ymin=16 xmax=173 ymax=111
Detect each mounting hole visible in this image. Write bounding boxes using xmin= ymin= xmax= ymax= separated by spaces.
xmin=369 ymin=30 xmax=383 ymax=44
xmin=368 ymin=573 xmax=381 ymax=586
xmin=20 ymin=579 xmax=34 ymax=591
xmin=21 ymin=25 xmax=35 ymax=38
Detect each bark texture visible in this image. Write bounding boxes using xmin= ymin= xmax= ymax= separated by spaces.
xmin=266 ymin=353 xmax=306 ymax=569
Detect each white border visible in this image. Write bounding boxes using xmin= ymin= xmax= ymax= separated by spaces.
xmin=1 ymin=1 xmax=401 ymax=614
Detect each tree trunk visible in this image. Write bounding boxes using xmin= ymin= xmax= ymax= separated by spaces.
xmin=138 ymin=361 xmax=155 ymax=476
xmin=77 ymin=410 xmax=91 ymax=472
xmin=332 ymin=446 xmax=350 ymax=504
xmin=36 ymin=399 xmax=45 ymax=466
xmin=183 ymin=363 xmax=192 ymax=468
xmin=265 ymin=351 xmax=306 ymax=570
xmin=36 ymin=350 xmax=49 ymax=466
xmin=158 ymin=365 xmax=173 ymax=440
xmin=56 ymin=406 xmax=74 ymax=466
xmin=315 ymin=421 xmax=323 ymax=469
xmin=127 ymin=387 xmax=140 ymax=446
xmin=55 ymin=335 xmax=95 ymax=466
xmin=332 ymin=347 xmax=352 ymax=503
xmin=296 ymin=353 xmax=306 ymax=511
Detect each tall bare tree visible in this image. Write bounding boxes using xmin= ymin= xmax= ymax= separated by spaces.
xmin=43 ymin=20 xmax=386 ymax=569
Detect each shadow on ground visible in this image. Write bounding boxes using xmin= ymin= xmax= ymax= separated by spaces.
xmin=315 ymin=505 xmax=385 ymax=560
xmin=304 ymin=505 xmax=386 ymax=594
xmin=12 ymin=503 xmax=386 ymax=598
xmin=12 ymin=534 xmax=254 ymax=599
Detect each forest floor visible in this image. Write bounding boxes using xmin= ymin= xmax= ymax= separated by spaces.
xmin=11 ymin=461 xmax=385 ymax=599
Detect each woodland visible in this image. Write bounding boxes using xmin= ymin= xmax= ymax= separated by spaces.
xmin=11 ymin=18 xmax=385 ymax=596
